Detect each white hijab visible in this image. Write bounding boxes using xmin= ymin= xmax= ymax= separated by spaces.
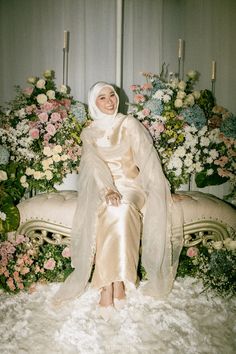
xmin=88 ymin=81 xmax=119 ymax=130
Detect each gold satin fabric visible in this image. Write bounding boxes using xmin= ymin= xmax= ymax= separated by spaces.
xmin=91 ymin=124 xmax=146 ymax=289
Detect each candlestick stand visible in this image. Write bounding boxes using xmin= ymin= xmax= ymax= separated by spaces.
xmin=177 ymin=58 xmax=181 ymax=80
xmin=211 ymin=79 xmax=215 ymax=96
xmin=63 ymin=48 xmax=69 ymax=86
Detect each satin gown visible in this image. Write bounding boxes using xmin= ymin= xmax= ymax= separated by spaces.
xmin=91 ymin=124 xmax=146 ymax=289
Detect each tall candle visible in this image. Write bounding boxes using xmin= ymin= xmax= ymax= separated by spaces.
xmin=63 ymin=30 xmax=69 ymax=51
xmin=211 ymin=60 xmax=216 ymax=80
xmin=178 ymin=39 xmax=184 ymax=59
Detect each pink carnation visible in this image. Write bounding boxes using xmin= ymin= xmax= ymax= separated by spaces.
xmin=62 ymin=247 xmax=71 ymax=258
xmin=29 ymin=128 xmax=40 ymax=139
xmin=186 ymin=247 xmax=198 ymax=258
xmin=38 ymin=112 xmax=49 ymax=123
xmin=44 ymin=258 xmax=56 ymax=270
xmin=21 ymin=267 xmax=30 ymax=275
xmin=7 ymin=277 xmax=16 ymax=291
xmin=46 ymin=123 xmax=56 ymax=136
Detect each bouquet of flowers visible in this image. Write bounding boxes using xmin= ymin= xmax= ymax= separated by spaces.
xmin=177 ymin=239 xmax=236 ymax=298
xmin=128 ymin=70 xmax=236 ymax=192
xmin=0 ymin=232 xmax=72 ymax=293
xmin=0 ymin=70 xmax=87 ymax=193
xmin=0 ymin=70 xmax=88 ymax=234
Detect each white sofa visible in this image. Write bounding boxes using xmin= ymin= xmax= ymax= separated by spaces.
xmin=17 ymin=190 xmax=236 ymax=247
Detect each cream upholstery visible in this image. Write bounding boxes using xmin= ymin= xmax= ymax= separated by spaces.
xmin=17 ymin=190 xmax=236 ymax=246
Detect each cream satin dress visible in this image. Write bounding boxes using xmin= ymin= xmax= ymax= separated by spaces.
xmin=91 ymin=121 xmax=146 ymax=289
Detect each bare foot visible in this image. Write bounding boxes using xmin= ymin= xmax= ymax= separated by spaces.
xmin=99 ymin=284 xmax=113 ymax=307
xmin=113 ymin=281 xmax=126 ymax=300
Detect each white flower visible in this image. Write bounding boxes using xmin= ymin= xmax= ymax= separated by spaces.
xmin=43 ymin=70 xmax=53 ymax=78
xmin=36 ymin=79 xmax=46 ymax=89
xmin=60 ymin=85 xmax=67 ymax=94
xmin=177 ymin=91 xmax=186 ymax=99
xmin=174 ymin=98 xmax=183 ymax=108
xmin=0 ymin=170 xmax=7 ymax=181
xmin=18 ymin=108 xmax=26 ymax=118
xmin=52 ymin=145 xmax=62 ymax=154
xmin=46 ymin=90 xmax=55 ymax=100
xmin=36 ymin=94 xmax=47 ymax=105
xmin=206 ymin=168 xmax=214 ymax=176
xmin=27 ymin=77 xmax=36 ymax=84
xmin=43 ymin=146 xmax=53 ymax=157
xmin=0 ymin=211 xmax=6 ymax=221
xmin=45 ymin=170 xmax=53 ymax=180
xmin=224 ymin=238 xmax=236 ymax=250
xmin=163 ymin=94 xmax=171 ymax=103
xmin=184 ymin=153 xmax=194 ymax=167
xmin=33 ymin=171 xmax=44 ymax=180
xmin=200 ymin=136 xmax=210 ymax=147
xmin=153 ymin=90 xmax=163 ymax=100
xmin=198 ymin=126 xmax=208 ymax=136
xmin=61 ymin=154 xmax=69 ymax=161
xmin=170 ymin=78 xmax=179 ymax=89
xmin=209 ymin=149 xmax=219 ymax=159
xmin=25 ymin=167 xmax=35 ymax=176
xmin=20 ymin=175 xmax=27 ymax=183
xmin=184 ymin=94 xmax=195 ymax=106
xmin=187 ymin=70 xmax=197 ymax=80
xmin=195 ymin=162 xmax=203 ymax=172
xmin=52 ymin=154 xmax=61 ymax=162
xmin=212 ymin=241 xmax=223 ymax=250
xmin=175 ymin=146 xmax=186 ymax=157
xmin=178 ymin=81 xmax=186 ymax=91
xmin=193 ymin=90 xmax=200 ymax=99
xmin=206 ymin=157 xmax=213 ymax=164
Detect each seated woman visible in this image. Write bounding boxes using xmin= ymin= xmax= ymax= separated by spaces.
xmin=54 ymin=82 xmax=184 ymax=319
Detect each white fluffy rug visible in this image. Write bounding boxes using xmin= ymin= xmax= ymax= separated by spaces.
xmin=0 ymin=277 xmax=235 ymax=354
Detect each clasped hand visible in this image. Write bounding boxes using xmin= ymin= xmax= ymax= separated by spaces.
xmin=105 ymin=190 xmax=121 ymax=207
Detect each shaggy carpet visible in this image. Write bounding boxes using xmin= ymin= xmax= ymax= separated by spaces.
xmin=0 ymin=277 xmax=235 ymax=354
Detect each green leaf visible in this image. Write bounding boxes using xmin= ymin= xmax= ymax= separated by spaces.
xmin=195 ymin=171 xmax=229 ymax=188
xmin=1 ymin=203 xmax=20 ymax=232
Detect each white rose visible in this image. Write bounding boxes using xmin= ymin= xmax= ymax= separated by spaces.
xmin=187 ymin=70 xmax=197 ymax=80
xmin=212 ymin=241 xmax=223 ymax=250
xmin=61 ymin=154 xmax=69 ymax=161
xmin=25 ymin=167 xmax=34 ymax=176
xmin=43 ymin=146 xmax=53 ymax=157
xmin=20 ymin=175 xmax=27 ymax=183
xmin=178 ymin=81 xmax=186 ymax=91
xmin=177 ymin=91 xmax=186 ymax=99
xmin=52 ymin=154 xmax=61 ymax=162
xmin=42 ymin=160 xmax=51 ymax=170
xmin=27 ymin=77 xmax=36 ymax=84
xmin=0 ymin=211 xmax=6 ymax=221
xmin=60 ymin=84 xmax=67 ymax=94
xmin=18 ymin=108 xmax=26 ymax=118
xmin=184 ymin=94 xmax=195 ymax=106
xmin=36 ymin=79 xmax=46 ymax=89
xmin=170 ymin=79 xmax=179 ymax=89
xmin=36 ymin=94 xmax=47 ymax=105
xmin=33 ymin=171 xmax=44 ymax=180
xmin=45 ymin=170 xmax=53 ymax=180
xmin=174 ymin=98 xmax=183 ymax=108
xmin=193 ymin=90 xmax=200 ymax=99
xmin=46 ymin=90 xmax=55 ymax=100
xmin=43 ymin=70 xmax=52 ymax=78
xmin=53 ymin=145 xmax=62 ymax=154
xmin=0 ymin=170 xmax=7 ymax=181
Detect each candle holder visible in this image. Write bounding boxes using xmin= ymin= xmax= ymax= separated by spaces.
xmin=63 ymin=48 xmax=69 ymax=86
xmin=211 ymin=79 xmax=215 ymax=96
xmin=177 ymin=58 xmax=181 ymax=80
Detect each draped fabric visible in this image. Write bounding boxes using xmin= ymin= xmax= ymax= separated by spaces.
xmin=54 ymin=114 xmax=184 ymax=303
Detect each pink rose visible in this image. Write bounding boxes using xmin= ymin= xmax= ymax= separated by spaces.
xmin=4 ymin=270 xmax=9 ymax=277
xmin=38 ymin=112 xmax=49 ymax=123
xmin=50 ymin=112 xmax=61 ymax=123
xmin=41 ymin=102 xmax=54 ymax=112
xmin=17 ymin=283 xmax=24 ymax=290
xmin=134 ymin=94 xmax=145 ymax=103
xmin=15 ymin=234 xmax=26 ymax=244
xmin=141 ymin=83 xmax=152 ymax=90
xmin=186 ymin=247 xmax=198 ymax=258
xmin=44 ymin=258 xmax=56 ymax=270
xmin=62 ymin=246 xmax=71 ymax=258
xmin=29 ymin=128 xmax=40 ymax=139
xmin=153 ymin=122 xmax=165 ymax=133
xmin=61 ymin=98 xmax=71 ymax=110
xmin=46 ymin=123 xmax=56 ymax=136
xmin=142 ymin=108 xmax=150 ymax=117
xmin=21 ymin=267 xmax=30 ymax=275
xmin=23 ymin=87 xmax=34 ymax=96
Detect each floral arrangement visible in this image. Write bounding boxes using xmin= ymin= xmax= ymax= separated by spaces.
xmin=0 ymin=70 xmax=87 ymax=234
xmin=128 ymin=70 xmax=236 ymax=192
xmin=177 ymin=239 xmax=236 ymax=298
xmin=0 ymin=232 xmax=72 ymax=293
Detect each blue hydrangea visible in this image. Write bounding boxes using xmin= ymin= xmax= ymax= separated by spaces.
xmin=151 ymin=78 xmax=167 ymax=95
xmin=220 ymin=115 xmax=236 ymax=139
xmin=0 ymin=145 xmax=10 ymax=165
xmin=70 ymin=101 xmax=87 ymax=124
xmin=180 ymin=104 xmax=207 ymax=129
xmin=144 ymin=98 xmax=163 ymax=116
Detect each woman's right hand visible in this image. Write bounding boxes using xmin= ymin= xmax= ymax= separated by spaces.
xmin=105 ymin=190 xmax=121 ymax=207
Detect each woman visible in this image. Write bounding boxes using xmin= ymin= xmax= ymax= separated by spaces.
xmin=54 ymin=82 xmax=184 ymax=317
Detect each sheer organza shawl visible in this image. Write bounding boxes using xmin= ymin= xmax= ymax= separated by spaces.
xmin=54 ymin=114 xmax=183 ymax=303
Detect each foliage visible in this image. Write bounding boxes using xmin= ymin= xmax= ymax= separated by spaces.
xmin=129 ymin=70 xmax=236 ymax=192
xmin=177 ymin=239 xmax=236 ymax=298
